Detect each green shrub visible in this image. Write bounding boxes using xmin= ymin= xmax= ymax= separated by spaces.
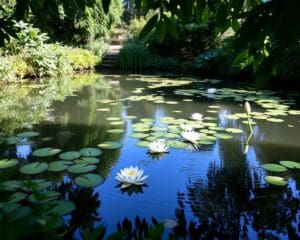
xmin=146 ymin=20 xmax=218 ymax=59
xmin=195 ymin=49 xmax=223 ymax=71
xmin=86 ymin=38 xmax=109 ymax=58
xmin=118 ymin=39 xmax=179 ymax=71
xmin=118 ymin=40 xmax=150 ymax=70
xmin=4 ymin=21 xmax=48 ymax=55
xmin=128 ymin=17 xmax=147 ymax=36
xmin=64 ymin=47 xmax=99 ymax=70
xmin=0 ymin=57 xmax=14 ymax=82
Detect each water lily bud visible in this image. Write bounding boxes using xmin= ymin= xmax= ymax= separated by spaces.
xmin=245 ymin=101 xmax=251 ymax=115
xmin=243 ymin=144 xmax=249 ymax=154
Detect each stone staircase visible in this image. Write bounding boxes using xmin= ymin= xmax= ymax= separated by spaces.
xmin=100 ymin=28 xmax=127 ymax=70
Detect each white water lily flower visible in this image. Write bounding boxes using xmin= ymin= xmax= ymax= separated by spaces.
xmin=148 ymin=139 xmax=169 ymax=153
xmin=245 ymin=101 xmax=251 ymax=115
xmin=180 ymin=123 xmax=194 ymax=131
xmin=207 ymin=88 xmax=217 ymax=94
xmin=190 ymin=113 xmax=203 ymax=122
xmin=116 ymin=166 xmax=148 ymax=188
xmin=181 ymin=130 xmax=201 ymax=143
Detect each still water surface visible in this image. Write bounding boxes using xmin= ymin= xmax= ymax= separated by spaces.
xmin=0 ymin=74 xmax=299 ymax=239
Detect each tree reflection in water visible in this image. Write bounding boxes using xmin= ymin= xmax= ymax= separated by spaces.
xmin=170 ymin=164 xmax=299 ymax=239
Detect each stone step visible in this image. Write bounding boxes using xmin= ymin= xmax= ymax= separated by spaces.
xmin=103 ymin=56 xmax=118 ymax=61
xmin=102 ymin=59 xmax=117 ymax=64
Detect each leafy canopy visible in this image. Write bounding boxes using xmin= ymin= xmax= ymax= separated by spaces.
xmin=135 ymin=0 xmax=300 ymax=87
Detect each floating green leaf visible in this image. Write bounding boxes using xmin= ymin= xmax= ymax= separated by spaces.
xmin=28 ymin=191 xmax=61 ymax=203
xmin=214 ymin=133 xmax=233 ymax=139
xmin=261 ymin=163 xmax=287 ymax=172
xmin=50 ymin=200 xmax=75 ymax=216
xmin=167 ymin=140 xmax=188 ymax=149
xmin=48 ymin=161 xmax=72 ymax=172
xmin=8 ymin=192 xmax=27 ymax=203
xmin=264 ymin=176 xmax=287 ymax=186
xmin=33 ymin=148 xmax=61 ymax=157
xmin=19 ymin=162 xmax=49 ymax=175
xmin=165 ymin=133 xmax=180 ymax=138
xmin=130 ymin=133 xmax=149 ymax=139
xmin=98 ymin=141 xmax=123 ymax=150
xmin=74 ymin=173 xmax=105 ymax=188
xmin=199 ymin=140 xmax=214 ymax=145
xmin=21 ymin=179 xmax=52 ymax=191
xmin=67 ymin=164 xmax=96 ymax=174
xmin=79 ymin=148 xmax=102 ymax=157
xmin=266 ymin=118 xmax=284 ymax=123
xmin=59 ymin=151 xmax=81 ymax=160
xmin=225 ymin=128 xmax=243 ymax=133
xmin=107 ymin=129 xmax=125 ymax=134
xmin=74 ymin=157 xmax=100 ymax=164
xmin=0 ymin=180 xmax=22 ymax=191
xmin=0 ymin=159 xmax=19 ymax=169
xmin=6 ymin=136 xmax=20 ymax=145
xmin=279 ymin=161 xmax=300 ymax=169
xmin=136 ymin=141 xmax=150 ymax=148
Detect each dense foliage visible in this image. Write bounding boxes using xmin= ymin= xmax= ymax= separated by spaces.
xmin=118 ymin=39 xmax=179 ymax=71
xmin=0 ymin=21 xmax=98 ymax=81
xmin=134 ymin=0 xmax=300 ymax=87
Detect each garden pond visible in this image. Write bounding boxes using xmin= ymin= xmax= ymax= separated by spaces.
xmin=0 ymin=74 xmax=299 ymax=239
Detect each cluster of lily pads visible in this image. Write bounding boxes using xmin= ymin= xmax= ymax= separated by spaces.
xmin=129 ymin=111 xmax=241 ymax=157
xmin=174 ymin=86 xmax=300 ymax=126
xmin=1 ymin=131 xmax=125 ymax=189
xmin=261 ymin=161 xmax=300 ymax=186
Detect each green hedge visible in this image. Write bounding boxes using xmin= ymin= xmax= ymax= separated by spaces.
xmin=0 ymin=44 xmax=99 ymax=81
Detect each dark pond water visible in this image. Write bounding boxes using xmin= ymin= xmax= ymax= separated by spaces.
xmin=0 ymin=74 xmax=299 ymax=239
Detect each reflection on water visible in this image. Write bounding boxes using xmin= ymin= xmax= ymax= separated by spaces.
xmin=0 ymin=73 xmax=299 ymax=239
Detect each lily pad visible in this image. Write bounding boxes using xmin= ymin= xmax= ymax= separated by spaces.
xmin=33 ymin=148 xmax=61 ymax=157
xmin=151 ymin=127 xmax=167 ymax=132
xmin=68 ymin=164 xmax=96 ymax=174
xmin=167 ymin=140 xmax=188 ymax=149
xmin=110 ymin=121 xmax=124 ymax=125
xmin=48 ymin=161 xmax=72 ymax=172
xmin=225 ymin=128 xmax=243 ymax=134
xmin=98 ymin=141 xmax=123 ymax=150
xmin=59 ymin=151 xmax=81 ymax=160
xmin=8 ymin=192 xmax=27 ymax=203
xmin=214 ymin=133 xmax=233 ymax=139
xmin=74 ymin=157 xmax=100 ymax=164
xmin=0 ymin=180 xmax=22 ymax=191
xmin=106 ymin=117 xmax=121 ymax=121
xmin=133 ymin=127 xmax=150 ymax=132
xmin=6 ymin=136 xmax=20 ymax=145
xmin=264 ymin=176 xmax=287 ymax=186
xmin=136 ymin=141 xmax=150 ymax=148
xmin=28 ymin=191 xmax=61 ymax=203
xmin=266 ymin=118 xmax=284 ymax=123
xmin=0 ymin=159 xmax=19 ymax=169
xmin=19 ymin=162 xmax=49 ymax=175
xmin=107 ymin=129 xmax=125 ymax=134
xmin=199 ymin=140 xmax=214 ymax=145
xmin=151 ymin=132 xmax=165 ymax=138
xmin=21 ymin=179 xmax=52 ymax=192
xmin=261 ymin=163 xmax=287 ymax=172
xmin=50 ymin=200 xmax=75 ymax=216
xmin=17 ymin=131 xmax=39 ymax=138
xmin=79 ymin=148 xmax=102 ymax=157
xmin=279 ymin=161 xmax=300 ymax=169
xmin=74 ymin=173 xmax=104 ymax=188
xmin=165 ymin=133 xmax=180 ymax=138
xmin=130 ymin=133 xmax=149 ymax=139
xmin=145 ymin=136 xmax=158 ymax=142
